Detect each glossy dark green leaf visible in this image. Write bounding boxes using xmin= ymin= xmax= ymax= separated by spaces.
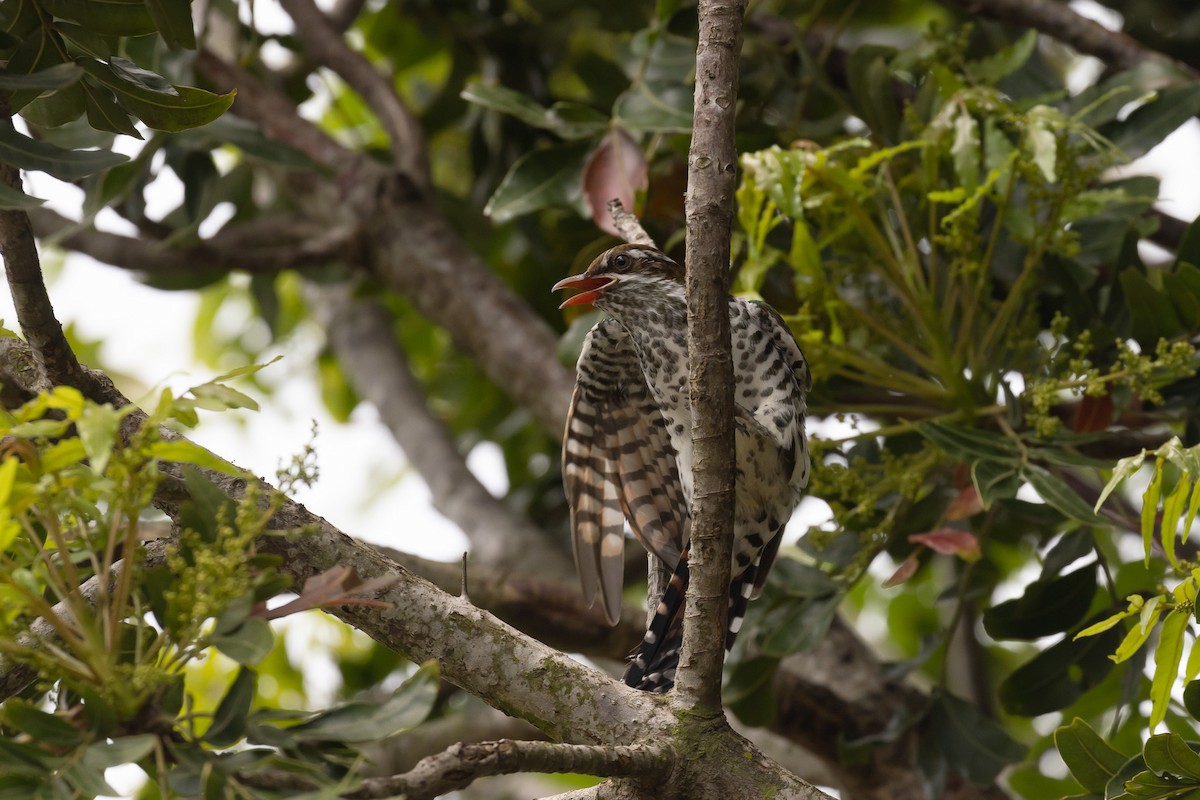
xmin=998 ymin=621 xmax=1122 ymax=716
xmin=917 ymin=421 xmax=1021 ymax=464
xmin=1106 ymin=84 xmax=1200 ymax=162
xmin=1043 ymin=530 xmax=1096 ymax=577
xmin=179 ymin=466 xmax=232 ymax=541
xmin=757 ymin=593 xmax=839 ymax=657
xmin=724 ymin=655 xmax=780 ymax=728
xmin=1163 ymin=262 xmax=1200 ymax=330
xmin=847 ymin=45 xmax=901 ymax=144
xmin=984 ymin=564 xmax=1097 ymax=639
xmin=483 ymin=142 xmax=590 ymax=223
xmin=204 ymin=668 xmax=256 ymax=747
xmin=1054 ymin=717 xmax=1128 ymax=794
xmin=61 ymin=763 xmax=116 ymax=797
xmin=173 ymin=117 xmax=315 ymax=168
xmin=142 ymin=0 xmax=196 ymax=49
xmin=971 ymin=460 xmax=1021 ymax=508
xmin=38 ymin=0 xmax=157 ymax=35
xmin=79 ymin=60 xmax=234 ymax=132
xmin=0 ymin=181 xmax=45 ymax=209
xmin=1024 ymin=465 xmax=1108 ymax=526
xmin=81 ymin=81 xmax=140 ymax=137
xmin=1144 ymin=734 xmax=1200 ymax=780
xmin=0 ymin=122 xmax=127 ymax=180
xmin=970 ymin=30 xmax=1038 ymax=83
xmin=211 ymin=617 xmax=274 ymax=666
xmin=1176 ymin=214 xmax=1200 ymax=272
xmin=2 ymin=700 xmax=85 ymax=747
xmin=924 ymin=691 xmax=1026 ymax=785
xmin=613 ymin=82 xmax=692 ymax=133
xmin=18 ymin=83 xmax=87 ymax=128
xmin=290 ymin=660 xmax=438 ymax=742
xmin=1120 ymin=267 xmax=1183 ymax=346
xmin=0 ymin=62 xmax=82 ymax=91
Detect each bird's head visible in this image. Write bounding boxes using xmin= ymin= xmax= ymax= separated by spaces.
xmin=553 ymin=244 xmax=684 ymax=312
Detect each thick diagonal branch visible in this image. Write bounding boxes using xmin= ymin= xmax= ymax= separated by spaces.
xmin=675 ymin=0 xmax=747 ymax=713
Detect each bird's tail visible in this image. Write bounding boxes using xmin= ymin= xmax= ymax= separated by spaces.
xmin=623 ymin=551 xmax=758 ymax=693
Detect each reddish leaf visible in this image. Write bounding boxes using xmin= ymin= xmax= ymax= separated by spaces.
xmin=257 ymin=566 xmax=397 ymax=620
xmin=1073 ymin=392 xmax=1113 ymax=433
xmin=910 ymin=528 xmax=981 ymax=560
xmin=945 ymin=486 xmax=983 ymax=520
xmin=883 ymin=554 xmax=920 ymax=588
xmin=582 ymin=128 xmax=648 ymax=237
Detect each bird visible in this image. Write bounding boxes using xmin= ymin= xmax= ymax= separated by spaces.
xmin=554 ymin=243 xmax=811 ymax=692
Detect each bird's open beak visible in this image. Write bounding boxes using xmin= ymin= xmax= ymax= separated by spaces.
xmin=553 ymin=273 xmax=615 ymax=309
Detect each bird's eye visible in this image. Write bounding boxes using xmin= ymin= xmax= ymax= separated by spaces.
xmin=613 ymin=254 xmax=628 ymax=269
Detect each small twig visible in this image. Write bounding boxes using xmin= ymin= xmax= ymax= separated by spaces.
xmin=606 ymin=199 xmax=656 ymax=247
xmin=346 ymin=739 xmax=675 ymax=800
xmin=276 ymin=0 xmax=430 ymax=186
xmin=461 ymin=552 xmax=471 ymax=603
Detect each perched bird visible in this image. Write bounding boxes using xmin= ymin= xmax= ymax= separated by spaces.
xmin=554 ymin=243 xmax=811 ymax=692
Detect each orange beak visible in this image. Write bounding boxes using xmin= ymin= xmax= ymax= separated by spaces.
xmin=552 ymin=274 xmax=615 ymax=309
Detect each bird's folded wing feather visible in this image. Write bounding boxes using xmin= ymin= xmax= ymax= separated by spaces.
xmin=563 ymin=318 xmax=686 ymax=625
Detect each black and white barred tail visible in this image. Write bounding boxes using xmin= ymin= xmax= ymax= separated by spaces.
xmin=623 ymin=550 xmax=762 ymax=693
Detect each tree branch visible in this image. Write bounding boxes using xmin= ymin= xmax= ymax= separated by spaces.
xmin=196 ymin=51 xmax=577 ymax=438
xmin=305 ymin=281 xmax=572 ymax=573
xmin=29 ymin=208 xmax=359 ymax=276
xmin=277 ymin=0 xmax=430 ymax=186
xmin=0 ymin=167 xmax=96 ymax=391
xmin=348 ymin=739 xmax=674 ymax=800
xmin=675 ymin=0 xmax=746 ymax=712
xmin=606 ymin=200 xmax=655 ymax=247
xmin=934 ymin=0 xmax=1199 ymax=78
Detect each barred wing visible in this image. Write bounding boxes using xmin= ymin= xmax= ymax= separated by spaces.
xmin=563 ymin=318 xmax=687 ymax=625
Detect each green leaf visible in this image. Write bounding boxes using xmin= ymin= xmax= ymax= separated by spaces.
xmin=724 ymin=655 xmax=780 ymax=728
xmin=1024 ymin=465 xmax=1107 ymax=526
xmin=0 ymin=62 xmax=83 ymax=91
xmin=142 ymin=0 xmax=196 ymax=49
xmin=483 ymin=142 xmax=590 ymax=223
xmin=1096 ymin=452 xmax=1147 ymax=513
xmin=0 ymin=181 xmax=45 ymax=209
xmin=290 ymin=660 xmax=439 ymax=742
xmin=1144 ymin=466 xmax=1164 ymax=566
xmin=82 ymin=80 xmax=142 ymax=137
xmin=1144 ymin=734 xmax=1200 ymax=780
xmin=1161 ymin=476 xmax=1192 ymax=568
xmin=210 ymin=617 xmax=274 ymax=666
xmin=1054 ymin=717 xmax=1128 ymax=794
xmin=0 ymin=122 xmax=127 ymax=180
xmin=61 ymin=763 xmax=116 ymax=797
xmin=970 ymin=30 xmax=1038 ymax=83
xmin=613 ymin=81 xmax=693 ymax=133
xmin=983 ymin=564 xmax=1097 ymax=639
xmin=971 ymin=460 xmax=1021 ymax=508
xmin=916 ymin=421 xmax=1021 ymax=464
xmin=148 ymin=440 xmax=242 ymax=476
xmin=846 ymin=45 xmax=900 ymax=143
xmin=1121 ymin=268 xmax=1184 ymax=346
xmin=999 ymin=619 xmax=1122 ymax=716
xmin=76 ymin=402 xmax=122 ymax=474
xmin=1184 ymin=680 xmax=1200 ymax=722
xmin=190 ymin=382 xmax=259 ymax=412
xmin=1150 ymin=607 xmax=1189 ymax=729
xmin=79 ymin=60 xmax=235 ymax=132
xmin=1106 ymin=83 xmax=1200 ymax=162
xmin=2 ymin=700 xmax=85 ymax=747
xmin=204 ymin=668 xmax=256 ymax=747
xmin=924 ymin=691 xmax=1026 ymax=784
xmin=1176 ymin=214 xmax=1200 ymax=273
xmin=38 ymin=0 xmax=156 ymax=35
xmin=756 ymin=593 xmax=840 ymax=657
xmin=460 ymin=83 xmax=606 ymax=140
